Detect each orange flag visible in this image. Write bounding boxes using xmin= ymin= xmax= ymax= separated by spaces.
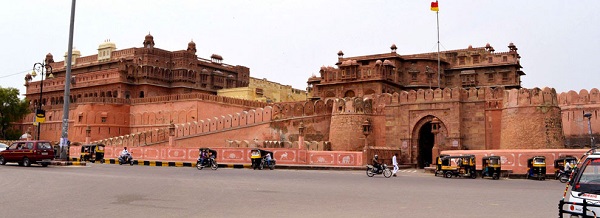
xmin=431 ymin=1 xmax=439 ymax=12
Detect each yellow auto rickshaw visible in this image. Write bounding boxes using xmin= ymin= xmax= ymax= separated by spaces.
xmin=482 ymin=156 xmax=501 ymax=180
xmin=554 ymin=155 xmax=577 ymax=180
xmin=526 ymin=156 xmax=546 ymax=180
xmin=434 ymin=154 xmax=450 ymax=177
xmin=79 ymin=144 xmax=105 ymax=163
xmin=436 ymin=155 xmax=477 ymax=179
xmin=250 ymin=148 xmax=276 ymax=170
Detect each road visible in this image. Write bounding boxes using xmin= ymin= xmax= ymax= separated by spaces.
xmin=0 ymin=164 xmax=565 ymax=218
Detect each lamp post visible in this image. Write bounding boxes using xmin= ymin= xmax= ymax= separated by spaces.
xmin=584 ymin=112 xmax=595 ymax=149
xmin=29 ymin=60 xmax=54 ymax=140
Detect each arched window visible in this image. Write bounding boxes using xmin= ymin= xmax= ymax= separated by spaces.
xmin=139 ymin=91 xmax=145 ymax=98
xmin=344 ymin=90 xmax=355 ymax=98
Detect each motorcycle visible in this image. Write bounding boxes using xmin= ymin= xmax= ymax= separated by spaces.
xmin=366 ymin=164 xmax=392 ymax=178
xmin=196 ymin=157 xmax=218 ymax=170
xmin=556 ymin=169 xmax=571 ymax=183
xmin=118 ymin=154 xmax=134 ymax=166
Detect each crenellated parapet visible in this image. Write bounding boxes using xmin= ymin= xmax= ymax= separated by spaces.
xmin=503 ymin=87 xmax=558 ymax=108
xmin=557 ymin=88 xmax=600 ymax=106
xmin=131 ymin=92 xmax=268 ymax=108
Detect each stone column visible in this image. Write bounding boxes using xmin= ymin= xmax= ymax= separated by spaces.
xmin=298 ymin=121 xmax=305 ymax=149
xmin=168 ymin=123 xmax=175 ymax=147
xmin=85 ymin=125 xmax=91 ymax=144
xmin=430 ymin=118 xmax=440 ymax=167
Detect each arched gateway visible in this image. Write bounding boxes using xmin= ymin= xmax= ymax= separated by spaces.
xmin=412 ymin=116 xmax=447 ymax=168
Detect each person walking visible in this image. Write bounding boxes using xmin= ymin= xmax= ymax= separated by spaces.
xmin=392 ymin=153 xmax=399 ymax=177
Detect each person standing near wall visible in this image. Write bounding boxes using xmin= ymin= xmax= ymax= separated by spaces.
xmin=392 ymin=153 xmax=399 ymax=177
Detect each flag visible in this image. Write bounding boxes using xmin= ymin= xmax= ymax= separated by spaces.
xmin=431 ymin=1 xmax=439 ymax=12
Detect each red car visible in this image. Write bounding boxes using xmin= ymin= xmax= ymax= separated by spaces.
xmin=0 ymin=140 xmax=54 ymax=167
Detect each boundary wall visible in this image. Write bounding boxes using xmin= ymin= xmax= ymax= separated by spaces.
xmin=69 ymin=146 xmax=363 ymax=166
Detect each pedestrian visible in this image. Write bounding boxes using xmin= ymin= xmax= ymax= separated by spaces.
xmin=392 ymin=153 xmax=399 ymax=177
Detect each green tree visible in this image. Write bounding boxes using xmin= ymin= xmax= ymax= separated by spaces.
xmin=0 ymin=87 xmax=30 ymax=140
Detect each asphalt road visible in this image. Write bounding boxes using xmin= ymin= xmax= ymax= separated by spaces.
xmin=0 ymin=164 xmax=565 ymax=218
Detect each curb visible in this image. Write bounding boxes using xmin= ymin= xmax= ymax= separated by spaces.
xmin=50 ymin=160 xmax=86 ymax=166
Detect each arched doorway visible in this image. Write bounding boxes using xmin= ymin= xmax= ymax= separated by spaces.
xmin=417 ymin=121 xmax=434 ymax=168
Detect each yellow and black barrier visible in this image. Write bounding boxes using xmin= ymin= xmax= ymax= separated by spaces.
xmin=95 ymin=158 xmax=251 ymax=168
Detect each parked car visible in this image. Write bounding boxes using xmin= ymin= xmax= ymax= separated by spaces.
xmin=0 ymin=140 xmax=54 ymax=167
xmin=0 ymin=142 xmax=8 ymax=152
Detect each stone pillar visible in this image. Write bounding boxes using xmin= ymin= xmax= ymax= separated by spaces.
xmin=168 ymin=123 xmax=175 ymax=147
xmin=85 ymin=125 xmax=91 ymax=144
xmin=362 ymin=119 xmax=371 ymax=165
xmin=431 ymin=118 xmax=440 ymax=167
xmin=298 ymin=121 xmax=305 ymax=149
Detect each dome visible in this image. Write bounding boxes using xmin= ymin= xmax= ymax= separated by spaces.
xmin=390 ymin=44 xmax=397 ymax=50
xmin=64 ymin=48 xmax=81 ymax=57
xmin=45 ymin=53 xmax=54 ymax=63
xmin=375 ymin=60 xmax=382 ymax=65
xmin=337 ymin=50 xmax=344 ymax=56
xmin=188 ymin=40 xmax=196 ymax=46
xmin=145 ymin=33 xmax=153 ymax=40
xmin=211 ymin=54 xmax=223 ymax=60
xmin=383 ymin=60 xmax=394 ymax=67
xmin=98 ymin=40 xmax=116 ymax=50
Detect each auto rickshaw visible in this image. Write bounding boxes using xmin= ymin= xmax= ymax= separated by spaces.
xmin=526 ymin=156 xmax=546 ymax=180
xmin=250 ymin=148 xmax=276 ymax=170
xmin=481 ymin=156 xmax=501 ymax=180
xmin=196 ymin=148 xmax=218 ymax=170
xmin=434 ymin=154 xmax=450 ymax=177
xmin=79 ymin=144 xmax=105 ymax=163
xmin=554 ymin=155 xmax=577 ymax=180
xmin=435 ymin=155 xmax=477 ymax=179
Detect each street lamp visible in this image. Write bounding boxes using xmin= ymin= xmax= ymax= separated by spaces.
xmin=584 ymin=112 xmax=595 ymax=149
xmin=29 ymin=60 xmax=54 ymax=140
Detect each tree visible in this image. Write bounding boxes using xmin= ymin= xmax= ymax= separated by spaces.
xmin=0 ymin=87 xmax=30 ymax=140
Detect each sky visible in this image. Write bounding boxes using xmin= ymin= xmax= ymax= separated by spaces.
xmin=1 ymin=0 xmax=599 ymax=97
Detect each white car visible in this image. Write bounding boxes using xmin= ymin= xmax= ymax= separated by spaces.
xmin=0 ymin=143 xmax=7 ymax=152
xmin=559 ymin=150 xmax=600 ymax=218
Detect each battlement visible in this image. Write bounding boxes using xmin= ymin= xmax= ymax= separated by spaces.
xmin=131 ymin=93 xmax=268 ymax=108
xmin=392 ymin=87 xmax=503 ymax=104
xmin=503 ymin=87 xmax=558 ymax=108
xmin=557 ymin=88 xmax=600 ymax=106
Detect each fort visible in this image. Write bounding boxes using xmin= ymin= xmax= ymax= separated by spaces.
xmin=15 ymin=35 xmax=600 ymax=168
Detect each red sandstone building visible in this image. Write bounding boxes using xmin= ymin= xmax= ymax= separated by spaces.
xmin=17 ymin=38 xmax=599 ymax=168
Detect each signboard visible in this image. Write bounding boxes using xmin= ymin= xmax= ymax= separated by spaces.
xmin=35 ymin=109 xmax=46 ymax=123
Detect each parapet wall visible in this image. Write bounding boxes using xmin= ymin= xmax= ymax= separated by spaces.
xmin=70 ymin=146 xmax=363 ymax=166
xmin=557 ymin=88 xmax=600 ymax=147
xmin=558 ymin=88 xmax=600 ymax=106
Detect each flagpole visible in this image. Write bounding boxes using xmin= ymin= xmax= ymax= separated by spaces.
xmin=436 ymin=10 xmax=440 ymax=88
